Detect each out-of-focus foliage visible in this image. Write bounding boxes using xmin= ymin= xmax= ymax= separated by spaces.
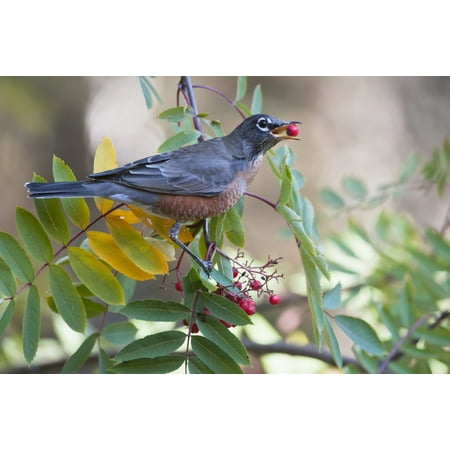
xmin=0 ymin=78 xmax=448 ymax=374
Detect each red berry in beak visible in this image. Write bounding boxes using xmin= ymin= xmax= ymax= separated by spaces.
xmin=286 ymin=123 xmax=299 ymax=137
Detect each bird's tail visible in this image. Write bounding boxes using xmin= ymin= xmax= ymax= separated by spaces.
xmin=25 ymin=181 xmax=101 ymax=198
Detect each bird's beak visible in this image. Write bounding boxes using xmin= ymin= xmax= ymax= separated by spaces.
xmin=270 ymin=121 xmax=302 ymax=140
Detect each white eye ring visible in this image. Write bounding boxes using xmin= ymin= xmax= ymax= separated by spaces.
xmin=256 ymin=116 xmax=272 ymax=132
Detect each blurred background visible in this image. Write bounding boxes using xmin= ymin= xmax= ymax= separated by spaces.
xmin=1 ymin=76 xmax=449 ymax=372
xmin=2 ymin=76 xmax=449 ymax=260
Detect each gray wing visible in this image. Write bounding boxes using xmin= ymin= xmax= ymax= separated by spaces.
xmin=89 ymin=137 xmax=246 ymax=197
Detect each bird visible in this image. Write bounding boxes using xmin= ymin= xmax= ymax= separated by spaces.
xmin=26 ymin=114 xmax=301 ymax=273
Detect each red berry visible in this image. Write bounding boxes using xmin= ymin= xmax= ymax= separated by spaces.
xmin=219 ymin=319 xmax=234 ymax=328
xmin=269 ymin=294 xmax=281 ymax=305
xmin=232 ymin=267 xmax=239 ymax=278
xmin=183 ymin=320 xmax=199 ymax=333
xmin=286 ymin=123 xmax=299 ymax=137
xmin=234 ymin=280 xmax=242 ymax=290
xmin=249 ymin=279 xmax=262 ymax=290
xmin=175 ymin=281 xmax=183 ymax=292
xmin=245 ymin=299 xmax=256 ymax=315
xmin=238 ymin=298 xmax=256 ymax=315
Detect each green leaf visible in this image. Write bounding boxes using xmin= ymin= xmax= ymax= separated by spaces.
xmin=378 ymin=305 xmax=400 ymax=340
xmin=320 ymin=188 xmax=346 ymax=210
xmin=235 ymin=76 xmax=247 ymax=102
xmin=323 ymin=282 xmax=341 ymax=310
xmin=120 ymin=299 xmax=190 ymax=322
xmin=48 ymin=264 xmax=86 ymax=333
xmin=342 ymin=176 xmax=367 ymax=201
xmin=353 ymin=346 xmax=379 ymax=373
xmin=22 ymin=285 xmax=41 ymax=364
xmin=348 ymin=218 xmax=372 ymax=244
xmin=0 ymin=300 xmax=15 ymax=337
xmin=114 ymin=330 xmax=186 ymax=362
xmin=158 ymin=130 xmax=201 ymax=153
xmin=138 ymin=76 xmax=162 ymax=109
xmin=323 ymin=315 xmax=342 ymax=368
xmin=101 ymin=321 xmax=137 ymax=345
xmin=205 ymin=119 xmax=225 ymax=137
xmin=327 ymin=261 xmax=359 ymax=275
xmin=158 ymin=106 xmax=189 ymax=122
xmin=329 ymin=235 xmax=357 ymax=258
xmin=98 ymin=348 xmax=115 ymax=374
xmin=188 ymin=356 xmax=214 ymax=374
xmin=250 ymin=84 xmax=263 ymax=114
xmin=197 ymin=315 xmax=250 ymax=365
xmin=334 ymin=315 xmax=385 ymax=356
xmin=0 ymin=232 xmax=35 ymax=283
xmin=209 ymin=269 xmax=240 ymax=296
xmin=236 ymin=102 xmax=251 ymax=117
xmin=224 ymin=203 xmax=245 ymax=247
xmin=191 ymin=336 xmax=242 ymax=373
xmin=426 ymin=228 xmax=450 ymax=264
xmin=364 ymin=193 xmax=389 ymax=208
xmin=399 ymin=152 xmax=420 ymax=183
xmin=61 ymin=333 xmax=98 ymax=374
xmin=83 ymin=298 xmax=107 ymax=318
xmin=112 ymin=355 xmax=185 ymax=374
xmin=117 ymin=273 xmax=136 ymax=302
xmin=68 ymin=247 xmax=125 ymax=305
xmin=399 ymin=277 xmax=414 ymax=327
xmin=414 ymin=327 xmax=450 ymax=347
xmin=52 ymin=155 xmax=90 ymax=228
xmin=277 ymin=163 xmax=293 ymax=207
xmin=201 ymin=292 xmax=252 ymax=326
xmin=31 ymin=174 xmax=70 ymax=244
xmin=301 ymin=246 xmax=325 ymax=338
xmin=0 ymin=257 xmax=16 ymax=297
xmin=15 ymin=207 xmax=53 ymax=263
xmin=277 ymin=205 xmax=316 ymax=256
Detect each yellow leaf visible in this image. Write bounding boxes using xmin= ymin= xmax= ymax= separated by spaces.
xmin=68 ymin=247 xmax=125 ymax=305
xmin=106 ymin=216 xmax=169 ymax=275
xmin=107 ymin=208 xmax=142 ymax=224
xmin=93 ymin=137 xmax=118 ymax=213
xmin=87 ymin=231 xmax=155 ymax=281
xmin=128 ymin=205 xmax=193 ymax=243
xmin=145 ymin=237 xmax=176 ymax=262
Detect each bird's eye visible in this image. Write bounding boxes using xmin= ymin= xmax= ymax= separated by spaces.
xmin=256 ymin=117 xmax=272 ymax=132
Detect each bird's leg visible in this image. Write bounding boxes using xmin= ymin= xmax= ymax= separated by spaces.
xmin=169 ymin=221 xmax=213 ymax=275
xmin=202 ymin=219 xmax=218 ymax=262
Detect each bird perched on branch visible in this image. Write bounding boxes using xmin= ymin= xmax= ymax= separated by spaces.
xmin=26 ymin=114 xmax=301 ymax=273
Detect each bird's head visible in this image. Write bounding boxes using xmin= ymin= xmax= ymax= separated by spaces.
xmin=229 ymin=114 xmax=302 ymax=158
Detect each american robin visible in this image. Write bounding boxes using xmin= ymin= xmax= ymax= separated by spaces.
xmin=26 ymin=114 xmax=301 ymax=273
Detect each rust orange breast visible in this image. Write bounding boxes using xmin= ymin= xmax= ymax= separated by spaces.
xmin=153 ymin=155 xmax=263 ymax=223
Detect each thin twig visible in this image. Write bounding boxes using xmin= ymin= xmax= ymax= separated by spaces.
xmin=244 ymin=191 xmax=277 ymax=209
xmin=192 ymin=84 xmax=248 ymax=119
xmin=377 ymin=312 xmax=436 ymax=374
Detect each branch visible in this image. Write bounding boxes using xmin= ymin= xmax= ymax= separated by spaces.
xmin=242 ymin=339 xmax=364 ymax=371
xmin=179 ymin=76 xmax=205 ymax=142
xmin=377 ymin=311 xmax=438 ymax=374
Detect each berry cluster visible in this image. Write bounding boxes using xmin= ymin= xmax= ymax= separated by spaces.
xmin=179 ymin=254 xmax=283 ymax=333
